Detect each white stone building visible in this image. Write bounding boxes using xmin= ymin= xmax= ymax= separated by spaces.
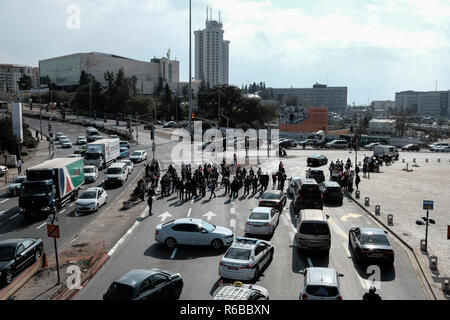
xmin=368 ymin=119 xmax=397 ymax=135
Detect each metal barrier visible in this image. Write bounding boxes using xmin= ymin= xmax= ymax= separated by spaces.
xmin=387 ymin=214 xmax=393 ymax=226
xmin=425 ymin=158 xmax=428 ymax=163
xmin=365 ymin=197 xmax=370 ymax=206
xmin=437 ymin=158 xmax=440 ymax=163
xmin=443 ymin=279 xmax=450 ymax=293
xmin=420 ymin=239 xmax=427 ymax=251
xmin=355 ymin=190 xmax=360 ymax=199
xmin=402 ymin=159 xmax=405 ymax=163
xmin=413 ymin=158 xmax=416 ymax=163
xmin=375 ymin=205 xmax=380 ymax=215
xmin=429 ymin=255 xmax=438 ymax=270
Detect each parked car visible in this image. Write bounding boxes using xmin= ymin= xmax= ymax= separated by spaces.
xmin=156 ymin=120 xmax=165 ymax=125
xmin=84 ymin=165 xmax=99 ymax=183
xmin=299 ymin=139 xmax=317 ymax=147
xmin=299 ymin=267 xmax=344 ymax=300
xmin=363 ymin=142 xmax=383 ymax=150
xmin=163 ymin=121 xmax=177 ymax=128
xmin=319 ymin=181 xmax=343 ymax=203
xmin=119 ymin=147 xmax=130 ymax=159
xmin=218 ymin=237 xmax=274 ymax=281
xmin=58 ymin=135 xmax=68 ymax=142
xmin=213 ymin=281 xmax=269 ymax=300
xmin=0 ymin=165 xmax=8 ymax=177
xmin=155 ymin=218 xmax=234 ymax=249
xmin=279 ymin=139 xmax=297 ymax=148
xmin=103 ymin=269 xmax=183 ymax=300
xmin=348 ymin=227 xmax=394 ymax=266
xmin=439 ymin=146 xmax=450 ymax=152
xmin=55 ymin=132 xmax=64 ymax=141
xmin=305 ymin=168 xmax=325 ymax=183
xmin=258 ymin=190 xmax=287 ymax=212
xmin=325 ymin=140 xmax=348 ymax=149
xmin=401 ymin=144 xmax=420 ymax=151
xmin=118 ymin=160 xmax=134 ymax=173
xmin=119 ymin=141 xmax=131 ymax=149
xmin=75 ymin=187 xmax=108 ymax=213
xmin=307 ymin=155 xmax=328 ymax=167
xmin=76 ymin=136 xmax=87 ymax=145
xmin=245 ymin=207 xmax=280 ymax=236
xmin=130 ymin=150 xmax=148 ymax=163
xmin=7 ymin=176 xmax=26 ymax=197
xmin=0 ymin=238 xmax=44 ymax=285
xmin=435 ymin=145 xmax=449 ymax=152
xmin=429 ymin=142 xmax=449 ymax=151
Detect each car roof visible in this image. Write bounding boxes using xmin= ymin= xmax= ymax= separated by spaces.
xmin=173 ymin=218 xmax=202 ymax=225
xmin=359 ymin=227 xmax=385 ymax=235
xmin=322 ymin=181 xmax=340 ymax=187
xmin=84 ymin=187 xmax=102 ymax=192
xmin=308 ymin=154 xmax=323 ymax=158
xmin=132 ymin=150 xmax=145 ymax=153
xmin=299 ymin=177 xmax=318 ymax=185
xmin=308 ymin=168 xmax=324 ymax=172
xmin=300 ymin=209 xmax=326 ymax=221
xmin=231 ymin=237 xmax=265 ymax=249
xmin=306 ymin=268 xmax=338 ymax=286
xmin=84 ymin=165 xmax=96 ymax=169
xmin=214 ymin=283 xmax=268 ymax=300
xmin=108 ymin=162 xmax=127 ymax=168
xmin=263 ymin=190 xmax=282 ymax=196
xmin=251 ymin=207 xmax=272 ymax=213
xmin=115 ymin=269 xmax=160 ymax=287
xmin=0 ymin=238 xmax=37 ymax=246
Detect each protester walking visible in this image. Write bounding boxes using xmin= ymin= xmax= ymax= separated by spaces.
xmin=355 ymin=174 xmax=361 ymax=190
xmin=147 ymin=188 xmax=155 ymax=216
xmin=16 ymin=159 xmax=22 ymax=174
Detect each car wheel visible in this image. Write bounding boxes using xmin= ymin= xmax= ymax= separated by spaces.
xmin=173 ymin=285 xmax=182 ymax=299
xmin=4 ymin=269 xmax=14 ymax=285
xmin=211 ymin=239 xmax=223 ymax=250
xmin=253 ymin=266 xmax=260 ymax=281
xmin=165 ymin=237 xmax=177 ymax=249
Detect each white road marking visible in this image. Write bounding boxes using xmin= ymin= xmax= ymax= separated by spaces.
xmin=191 ymin=198 xmax=195 ymax=204
xmin=37 ymin=222 xmax=47 ymax=229
xmin=170 ymin=247 xmax=178 ymax=259
xmin=307 ymin=257 xmax=313 ymax=267
xmin=282 ymin=214 xmax=297 ymax=233
xmin=59 ymin=209 xmax=66 ymax=215
xmin=342 ymin=242 xmax=351 ymax=257
xmin=0 ymin=210 xmax=5 ymax=216
xmin=230 ymin=218 xmax=236 ymax=230
xmin=0 ymin=186 xmax=7 ymax=190
xmin=107 ymin=206 xmax=148 ymax=257
xmin=69 ymin=203 xmax=74 ymax=207
xmin=9 ymin=213 xmax=20 ymax=220
xmin=187 ymin=208 xmax=192 ymax=217
xmin=230 ymin=207 xmax=236 ymax=215
xmin=328 ymin=218 xmax=348 ymax=239
xmin=0 ymin=199 xmax=9 ymax=204
xmin=340 ymin=213 xmax=362 ymax=222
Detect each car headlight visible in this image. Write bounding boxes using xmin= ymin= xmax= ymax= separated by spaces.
xmin=41 ymin=207 xmax=51 ymax=212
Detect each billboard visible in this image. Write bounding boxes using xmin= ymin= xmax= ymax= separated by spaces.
xmin=279 ymin=106 xmax=328 ymax=133
xmin=12 ymin=102 xmax=23 ymax=143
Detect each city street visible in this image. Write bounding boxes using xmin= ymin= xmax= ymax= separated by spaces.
xmin=75 ymin=149 xmax=429 ymax=300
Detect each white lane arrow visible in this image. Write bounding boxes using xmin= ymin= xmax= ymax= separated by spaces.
xmin=202 ymin=211 xmax=217 ymax=221
xmin=158 ymin=212 xmax=173 ymax=222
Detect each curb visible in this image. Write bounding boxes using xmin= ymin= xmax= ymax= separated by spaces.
xmin=345 ymin=190 xmax=439 ymax=300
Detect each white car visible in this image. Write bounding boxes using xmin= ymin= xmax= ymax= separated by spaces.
xmin=0 ymin=165 xmax=8 ymax=177
xmin=218 ymin=237 xmax=274 ymax=281
xmin=60 ymin=139 xmax=72 ymax=148
xmin=7 ymin=175 xmax=26 ymax=196
xmin=429 ymin=142 xmax=449 ymax=151
xmin=55 ymin=132 xmax=64 ymax=140
xmin=435 ymin=145 xmax=449 ymax=152
xmin=109 ymin=135 xmax=119 ymax=139
xmin=245 ymin=207 xmax=280 ymax=236
xmin=58 ymin=134 xmax=68 ymax=142
xmin=439 ymin=146 xmax=450 ymax=153
xmin=75 ymin=187 xmax=107 ymax=213
xmin=84 ymin=165 xmax=99 ymax=183
xmin=118 ymin=160 xmax=134 ymax=173
xmin=129 ymin=150 xmax=148 ymax=163
xmin=288 ymin=176 xmax=301 ymax=195
xmin=325 ymin=140 xmax=348 ymax=149
xmin=76 ymin=136 xmax=87 ymax=145
xmin=300 ymin=267 xmax=344 ymax=300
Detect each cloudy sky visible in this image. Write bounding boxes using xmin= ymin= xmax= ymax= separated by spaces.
xmin=1 ymin=0 xmax=449 ymax=104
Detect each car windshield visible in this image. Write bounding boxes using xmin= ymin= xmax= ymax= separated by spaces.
xmin=131 ymin=152 xmax=142 ymax=156
xmin=84 ymin=167 xmax=95 ymax=173
xmin=224 ymin=248 xmax=252 ymax=261
xmin=305 ymin=285 xmax=339 ymax=297
xmin=14 ymin=177 xmax=26 ymax=183
xmin=85 ymin=152 xmax=100 ymax=160
xmin=249 ymin=211 xmax=269 ymax=220
xmin=107 ymin=168 xmax=122 ymax=174
xmin=120 ymin=148 xmax=127 ymax=152
xmin=21 ymin=184 xmax=50 ymax=197
xmin=79 ymin=191 xmax=97 ymax=199
xmin=300 ymin=223 xmax=330 ymax=235
xmin=262 ymin=193 xmax=280 ymax=200
xmin=108 ymin=282 xmax=133 ymax=299
xmin=327 ymin=187 xmax=341 ymax=193
xmin=78 ymin=136 xmax=85 ymax=139
xmin=361 ymin=234 xmax=390 ymax=246
xmin=201 ymin=221 xmax=216 ymax=232
xmin=0 ymin=245 xmax=16 ymax=261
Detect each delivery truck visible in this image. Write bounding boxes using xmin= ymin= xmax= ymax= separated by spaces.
xmin=84 ymin=138 xmax=120 ymax=169
xmin=19 ymin=158 xmax=84 ymax=217
xmin=373 ymin=145 xmax=399 ymax=161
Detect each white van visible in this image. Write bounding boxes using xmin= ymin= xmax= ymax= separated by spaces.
xmin=296 ymin=209 xmax=331 ymax=253
xmin=373 ymin=145 xmax=398 ymax=160
xmin=86 ymin=127 xmax=99 ymax=142
xmin=105 ymin=162 xmax=128 ymax=187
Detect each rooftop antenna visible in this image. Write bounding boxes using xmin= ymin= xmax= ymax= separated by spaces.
xmin=210 ymin=7 xmax=212 ymax=21
xmin=206 ymin=6 xmax=208 ymax=22
xmin=219 ymin=11 xmax=221 ymax=23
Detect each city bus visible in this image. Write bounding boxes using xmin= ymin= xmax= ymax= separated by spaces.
xmin=339 ymin=134 xmax=390 ymax=148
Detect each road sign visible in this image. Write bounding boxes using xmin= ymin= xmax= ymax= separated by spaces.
xmin=47 ymin=224 xmax=60 ymax=238
xmin=423 ymin=200 xmax=434 ymax=210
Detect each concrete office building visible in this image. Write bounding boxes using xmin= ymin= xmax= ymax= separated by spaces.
xmin=271 ymin=83 xmax=347 ymax=114
xmin=395 ymin=90 xmax=450 ymax=118
xmin=371 ymin=100 xmax=395 ymax=118
xmin=194 ymin=8 xmax=230 ymax=86
xmin=0 ymin=64 xmax=39 ymax=93
xmin=39 ymin=52 xmax=179 ymax=94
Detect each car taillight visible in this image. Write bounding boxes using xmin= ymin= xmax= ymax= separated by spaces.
xmin=302 ymin=293 xmax=308 ymax=300
xmin=219 ymin=261 xmax=226 ymax=266
xmin=240 ymin=264 xmax=252 ymax=269
xmin=384 ymin=250 xmax=394 ymax=255
xmin=337 ymin=295 xmax=342 ymax=301
xmin=263 ymin=222 xmax=270 ymax=226
xmin=360 ymin=249 xmax=370 ymax=254
xmin=245 ymin=221 xmax=249 ymax=225
xmin=259 ymin=201 xmax=262 ymax=205
xmin=155 ymin=230 xmax=159 ymax=235
xmin=103 ymin=293 xmax=107 ymax=300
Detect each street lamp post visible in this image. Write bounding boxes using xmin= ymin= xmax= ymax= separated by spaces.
xmin=89 ymin=79 xmax=92 ymax=119
xmin=188 ymin=0 xmax=193 ymax=139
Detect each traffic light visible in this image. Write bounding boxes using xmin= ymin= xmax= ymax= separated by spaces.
xmin=191 ymin=113 xmax=195 ymax=120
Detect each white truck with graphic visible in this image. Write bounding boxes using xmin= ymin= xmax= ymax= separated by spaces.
xmin=84 ymin=139 xmax=120 ymax=169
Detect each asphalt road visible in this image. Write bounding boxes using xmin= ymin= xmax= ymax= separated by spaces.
xmin=0 ymin=117 xmax=171 ymax=257
xmin=75 ymin=149 xmax=428 ymax=300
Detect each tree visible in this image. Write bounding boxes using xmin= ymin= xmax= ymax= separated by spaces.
xmin=388 ymin=107 xmax=412 ymax=137
xmin=17 ymin=74 xmax=33 ymax=90
xmin=124 ymin=96 xmax=155 ymax=115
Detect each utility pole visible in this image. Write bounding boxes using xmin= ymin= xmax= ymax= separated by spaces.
xmin=188 ymin=0 xmax=193 ymax=139
xmin=136 ymin=114 xmax=139 ymax=144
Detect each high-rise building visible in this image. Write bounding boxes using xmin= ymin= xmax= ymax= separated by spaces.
xmin=0 ymin=64 xmax=39 ymax=93
xmin=39 ymin=52 xmax=179 ymax=94
xmin=271 ymin=83 xmax=348 ymax=114
xmin=395 ymin=90 xmax=450 ymax=118
xmin=194 ymin=8 xmax=230 ymax=86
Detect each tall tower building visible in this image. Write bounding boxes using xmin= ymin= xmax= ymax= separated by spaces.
xmin=194 ymin=7 xmax=230 ymax=86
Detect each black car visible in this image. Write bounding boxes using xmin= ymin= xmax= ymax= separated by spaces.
xmin=258 ymin=190 xmax=287 ymax=212
xmin=0 ymin=238 xmax=44 ymax=285
xmin=401 ymin=144 xmax=420 ymax=151
xmin=305 ymin=168 xmax=325 ymax=183
xmin=319 ymin=181 xmax=344 ymax=203
xmin=103 ymin=269 xmax=183 ymax=300
xmin=307 ymin=155 xmax=328 ymax=167
xmin=348 ymin=227 xmax=394 ymax=266
xmin=292 ymin=178 xmax=323 ymax=212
